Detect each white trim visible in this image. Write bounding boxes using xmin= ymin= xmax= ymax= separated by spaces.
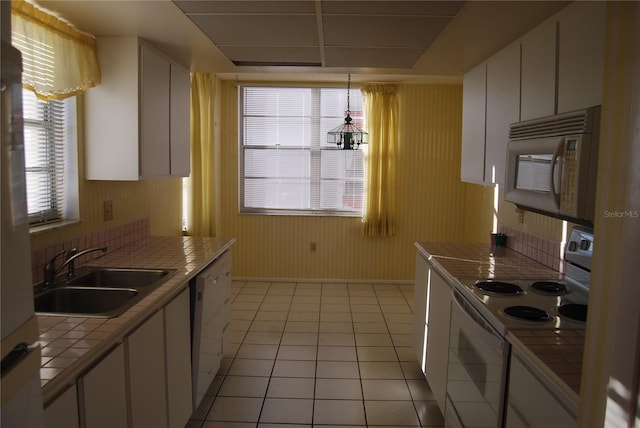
xmin=232 ymin=276 xmax=413 ymax=285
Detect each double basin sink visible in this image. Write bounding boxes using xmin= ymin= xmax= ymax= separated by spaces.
xmin=34 ymin=267 xmax=176 ymax=318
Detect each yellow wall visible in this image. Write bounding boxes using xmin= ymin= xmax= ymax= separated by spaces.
xmin=30 ymin=95 xmax=183 ymax=251
xmin=217 ymin=81 xmax=492 ymax=280
xmin=497 ymin=190 xmax=565 ymax=241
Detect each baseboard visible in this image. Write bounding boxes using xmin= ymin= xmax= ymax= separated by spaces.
xmin=232 ymin=276 xmax=413 ymax=285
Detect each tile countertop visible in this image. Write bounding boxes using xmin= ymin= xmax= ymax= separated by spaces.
xmin=37 ymin=235 xmax=235 ymax=405
xmin=415 ymin=241 xmax=584 ymax=403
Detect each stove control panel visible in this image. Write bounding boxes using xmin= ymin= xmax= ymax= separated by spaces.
xmin=565 ymin=226 xmax=594 ymax=272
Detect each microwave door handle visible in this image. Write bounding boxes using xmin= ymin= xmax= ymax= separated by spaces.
xmin=550 ymin=141 xmax=563 ymax=207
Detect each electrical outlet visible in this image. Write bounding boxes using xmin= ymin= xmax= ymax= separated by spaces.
xmin=104 ymin=200 xmax=113 ymax=221
xmin=310 ymin=242 xmax=317 ymax=252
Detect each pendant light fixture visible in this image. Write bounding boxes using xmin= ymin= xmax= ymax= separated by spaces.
xmin=327 ymin=74 xmax=368 ymax=150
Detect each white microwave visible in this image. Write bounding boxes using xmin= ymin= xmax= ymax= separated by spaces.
xmin=505 ymin=106 xmax=600 ymax=225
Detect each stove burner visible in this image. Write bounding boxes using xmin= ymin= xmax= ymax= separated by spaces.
xmin=504 ymin=305 xmax=553 ymax=322
xmin=476 ymin=281 xmax=524 ymax=295
xmin=558 ymin=304 xmax=588 ymax=322
xmin=531 ymin=281 xmax=569 ymax=295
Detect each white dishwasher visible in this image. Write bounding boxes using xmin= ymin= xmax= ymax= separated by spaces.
xmin=191 ymin=250 xmax=232 ymax=410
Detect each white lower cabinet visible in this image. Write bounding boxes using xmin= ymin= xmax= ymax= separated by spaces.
xmin=506 ymin=350 xmax=577 ymax=428
xmin=127 ymin=310 xmax=168 ymax=428
xmin=44 ymin=384 xmax=79 ymax=428
xmin=54 ymin=283 xmax=208 ymax=428
xmin=413 ymin=252 xmax=452 ymax=413
xmin=165 ymin=288 xmax=193 ymax=427
xmin=413 ymin=253 xmax=428 ymax=368
xmin=80 ymin=344 xmax=128 ymax=428
xmin=424 ymin=266 xmax=452 ymax=412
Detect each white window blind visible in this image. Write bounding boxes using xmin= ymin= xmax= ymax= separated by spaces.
xmin=22 ymin=89 xmax=66 ymax=224
xmin=240 ymin=85 xmax=366 ymax=216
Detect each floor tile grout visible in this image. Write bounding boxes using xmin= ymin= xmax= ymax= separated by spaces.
xmin=188 ymin=280 xmax=443 ymax=428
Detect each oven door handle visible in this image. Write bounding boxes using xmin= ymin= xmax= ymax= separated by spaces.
xmin=451 ymin=289 xmax=504 ymax=350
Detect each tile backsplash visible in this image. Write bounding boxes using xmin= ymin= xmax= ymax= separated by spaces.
xmin=31 ymin=218 xmax=150 ymax=285
xmin=500 ymin=224 xmax=564 ymax=272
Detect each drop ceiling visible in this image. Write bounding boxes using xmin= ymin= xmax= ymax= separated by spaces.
xmin=38 ymin=0 xmax=570 ymax=82
xmin=172 ymin=1 xmax=465 ymax=69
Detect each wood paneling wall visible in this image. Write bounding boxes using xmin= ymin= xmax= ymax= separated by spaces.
xmin=217 ymin=81 xmax=492 ymax=281
xmin=30 ymin=95 xmax=183 ymax=251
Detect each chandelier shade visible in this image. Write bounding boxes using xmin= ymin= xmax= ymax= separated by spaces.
xmin=327 ymin=75 xmax=368 ymax=150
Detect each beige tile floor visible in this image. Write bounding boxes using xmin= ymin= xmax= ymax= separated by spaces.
xmin=187 ymin=280 xmax=444 ymax=428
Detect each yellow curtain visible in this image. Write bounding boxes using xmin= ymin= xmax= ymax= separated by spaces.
xmin=186 ymin=73 xmax=217 ymax=237
xmin=11 ymin=0 xmax=100 ymax=101
xmin=361 ymin=84 xmax=399 ymax=237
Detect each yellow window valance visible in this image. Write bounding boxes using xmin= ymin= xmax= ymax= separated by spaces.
xmin=11 ymin=0 xmax=100 ymax=101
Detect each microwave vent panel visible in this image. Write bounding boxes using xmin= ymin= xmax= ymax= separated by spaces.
xmin=509 ymin=107 xmax=599 ymax=140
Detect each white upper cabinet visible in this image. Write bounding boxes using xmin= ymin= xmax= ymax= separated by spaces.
xmin=85 ymin=37 xmax=190 ymax=180
xmin=170 ymin=63 xmax=191 ymax=176
xmin=485 ymin=43 xmax=521 ymax=186
xmin=521 ymin=20 xmax=557 ymax=120
xmin=461 ymin=63 xmax=487 ymax=184
xmin=461 ymin=42 xmax=520 ymax=187
xmin=461 ymin=1 xmax=605 ymax=185
xmin=557 ymin=1 xmax=606 ymax=113
xmin=140 ymin=44 xmax=171 ymax=177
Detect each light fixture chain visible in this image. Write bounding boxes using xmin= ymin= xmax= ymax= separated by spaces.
xmin=347 ymin=74 xmax=351 ymax=112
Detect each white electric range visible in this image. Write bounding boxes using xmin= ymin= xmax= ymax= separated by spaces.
xmin=444 ymin=226 xmax=593 ymax=428
xmin=454 ymin=226 xmax=592 ymax=335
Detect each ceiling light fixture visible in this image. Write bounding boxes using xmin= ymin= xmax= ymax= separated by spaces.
xmin=327 ymin=74 xmax=368 ymax=150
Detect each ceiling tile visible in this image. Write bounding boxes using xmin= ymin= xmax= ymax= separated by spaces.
xmin=324 ymin=47 xmax=425 ymax=68
xmin=174 ymin=0 xmax=316 ymax=14
xmin=188 ymin=14 xmax=319 ymax=46
xmin=219 ymin=46 xmax=321 ymax=66
xmin=321 ymin=1 xmax=465 ymax=16
xmin=323 ymin=16 xmax=452 ymax=49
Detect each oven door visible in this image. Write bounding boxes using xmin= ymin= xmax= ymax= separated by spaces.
xmin=445 ymin=290 xmax=510 ymax=428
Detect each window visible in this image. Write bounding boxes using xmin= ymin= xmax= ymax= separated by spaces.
xmin=22 ymin=89 xmax=77 ymax=225
xmin=240 ymin=85 xmax=366 ymax=216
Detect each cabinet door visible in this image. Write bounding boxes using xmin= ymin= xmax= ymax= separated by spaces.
xmin=521 ymin=19 xmax=557 ymax=120
xmin=461 ymin=63 xmax=487 ymax=184
xmin=413 ymin=253 xmax=428 ymax=369
xmin=165 ymin=288 xmax=193 ymax=428
xmin=81 ymin=344 xmax=128 ymax=428
xmin=44 ymin=384 xmax=79 ymax=428
xmin=557 ymin=1 xmax=606 ymax=113
xmin=485 ymin=42 xmax=520 ymax=186
xmin=140 ymin=43 xmax=171 ymax=177
xmin=507 ymin=351 xmax=577 ymax=428
xmin=127 ymin=310 xmax=168 ymax=428
xmin=424 ymin=268 xmax=452 ymax=412
xmin=85 ymin=37 xmax=140 ymax=180
xmin=170 ymin=63 xmax=191 ymax=176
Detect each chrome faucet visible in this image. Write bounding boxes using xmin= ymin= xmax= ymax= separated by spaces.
xmin=43 ymin=246 xmax=108 ymax=287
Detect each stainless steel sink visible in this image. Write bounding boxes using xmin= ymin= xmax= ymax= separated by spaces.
xmin=35 ymin=267 xmax=176 ymax=318
xmin=34 ymin=287 xmax=139 ymax=317
xmin=66 ymin=267 xmax=172 ymax=288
